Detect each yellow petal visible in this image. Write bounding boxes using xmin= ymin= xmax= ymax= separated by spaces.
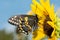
xmin=32 ymin=27 xmax=46 ymax=40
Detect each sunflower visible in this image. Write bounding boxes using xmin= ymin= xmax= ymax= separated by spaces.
xmin=30 ymin=0 xmax=58 ymax=40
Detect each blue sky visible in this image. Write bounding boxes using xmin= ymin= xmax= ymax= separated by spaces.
xmin=0 ymin=0 xmax=32 ymax=30
xmin=0 ymin=0 xmax=60 ymax=30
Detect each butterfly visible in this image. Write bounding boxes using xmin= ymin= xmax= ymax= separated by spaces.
xmin=8 ymin=15 xmax=38 ymax=35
